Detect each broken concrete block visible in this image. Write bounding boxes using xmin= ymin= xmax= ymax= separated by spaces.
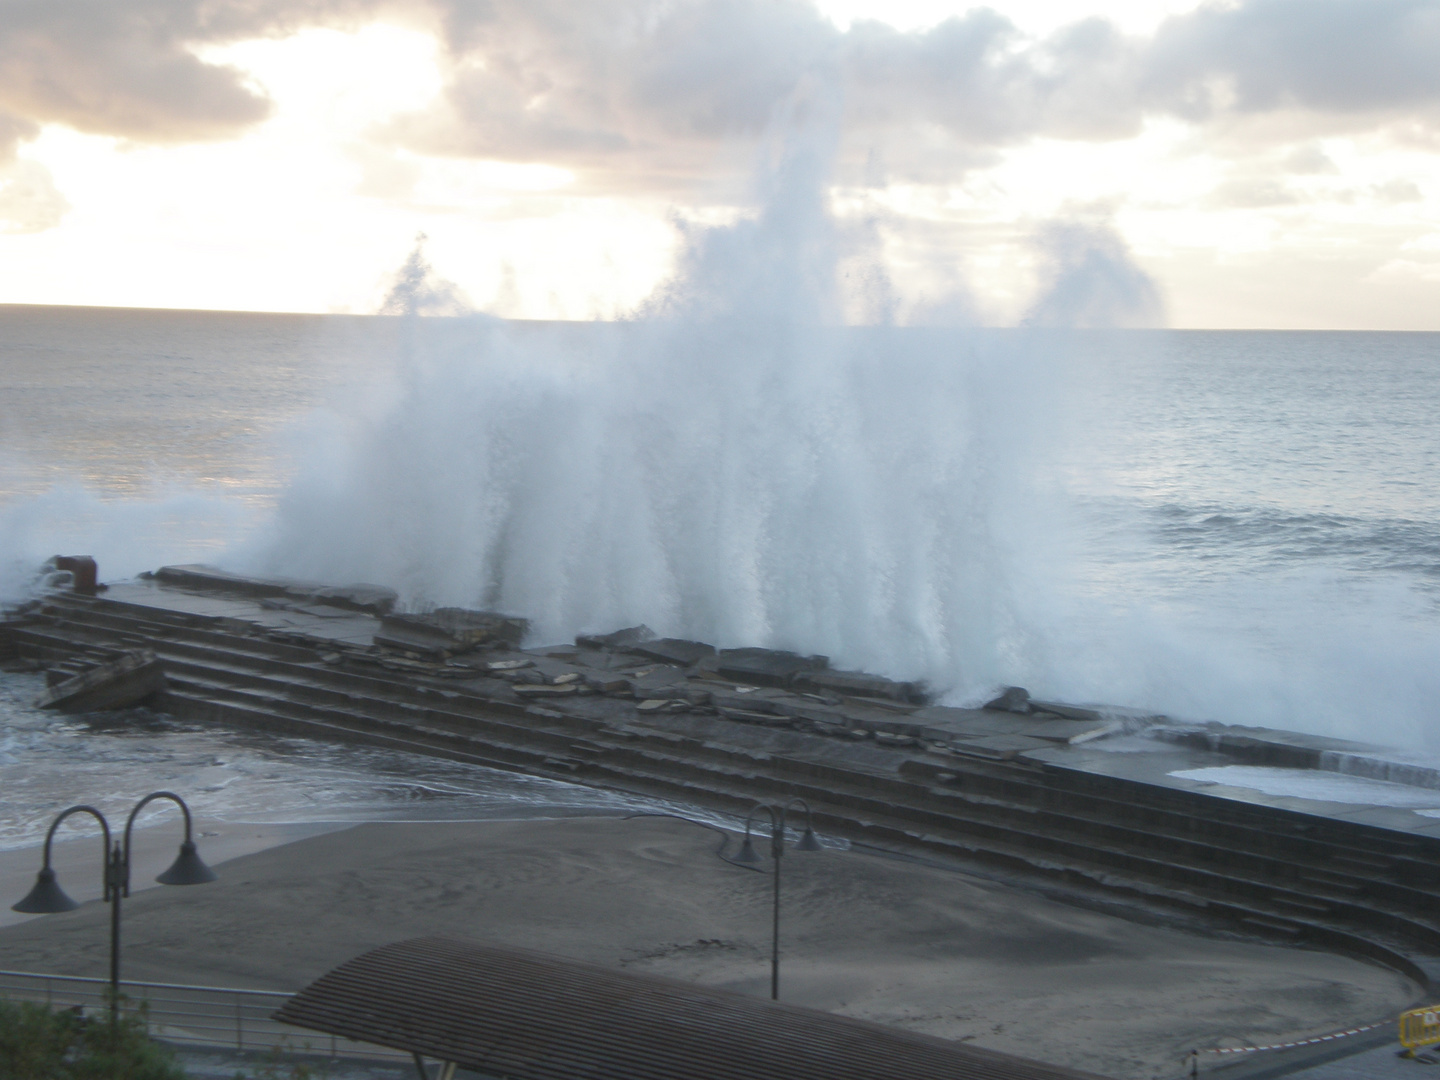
xmin=797 ymin=669 xmax=927 ymax=704
xmin=710 ymin=692 xmax=786 ymax=716
xmin=948 ymin=733 xmax=1052 ymax=760
xmin=36 ymin=649 xmax=166 ymax=712
xmin=1029 ymin=699 xmax=1105 ymax=722
xmin=154 ymin=564 xmax=397 ymax=615
xmin=307 ymin=585 xmax=390 ymax=614
xmin=873 ymin=731 xmax=918 ymax=748
xmin=487 ymin=659 xmax=534 ymax=672
xmin=514 ymin=683 xmax=578 ymax=696
xmin=585 ymin=674 xmax=632 ymax=693
xmin=576 ymin=625 xmax=655 ymax=650
xmin=375 ymin=609 xmax=529 ymax=655
xmin=715 ymin=706 xmax=792 ymax=726
xmin=624 ymin=638 xmax=717 ymax=666
xmin=983 ymin=686 xmax=1031 ymax=713
xmin=716 ymin=648 xmax=827 ymax=688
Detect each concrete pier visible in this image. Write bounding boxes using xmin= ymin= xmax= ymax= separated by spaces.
xmin=6 ymin=565 xmax=1440 ymax=1006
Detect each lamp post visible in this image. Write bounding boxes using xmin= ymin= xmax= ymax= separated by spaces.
xmin=11 ymin=791 xmax=217 ymax=1023
xmin=734 ymin=798 xmax=821 ymax=1001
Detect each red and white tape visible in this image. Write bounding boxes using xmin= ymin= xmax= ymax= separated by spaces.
xmin=1204 ymin=1019 xmax=1391 ymax=1055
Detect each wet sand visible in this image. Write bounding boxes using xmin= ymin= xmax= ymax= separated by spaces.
xmin=0 ymin=815 xmax=1419 ymax=1079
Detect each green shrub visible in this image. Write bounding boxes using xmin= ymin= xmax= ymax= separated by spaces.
xmin=0 ymin=997 xmax=187 ymax=1080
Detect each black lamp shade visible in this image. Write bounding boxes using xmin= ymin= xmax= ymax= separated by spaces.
xmin=736 ymin=834 xmax=761 ymax=863
xmin=797 ymin=826 xmax=822 ymax=851
xmin=156 ymin=840 xmax=217 ymax=886
xmin=12 ymin=867 xmax=81 ymax=914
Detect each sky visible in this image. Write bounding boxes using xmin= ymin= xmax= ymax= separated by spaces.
xmin=0 ymin=0 xmax=1438 ymax=328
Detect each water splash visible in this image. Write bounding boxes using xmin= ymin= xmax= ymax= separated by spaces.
xmin=251 ymin=104 xmax=1083 ymax=698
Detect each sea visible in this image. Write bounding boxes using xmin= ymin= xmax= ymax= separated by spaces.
xmin=2 ymin=303 xmax=1438 ymax=850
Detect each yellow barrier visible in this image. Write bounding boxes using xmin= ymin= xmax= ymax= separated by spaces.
xmin=1399 ymin=1005 xmax=1440 ymax=1049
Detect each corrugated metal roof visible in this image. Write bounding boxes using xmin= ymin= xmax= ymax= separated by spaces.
xmin=273 ymin=937 xmax=1111 ymax=1080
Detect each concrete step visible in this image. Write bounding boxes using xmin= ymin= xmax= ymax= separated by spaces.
xmin=38 ymin=597 xmax=1440 ymax=877
xmin=16 ymin=596 xmax=1440 ymax=983
xmin=27 ymin=607 xmax=1440 ymax=925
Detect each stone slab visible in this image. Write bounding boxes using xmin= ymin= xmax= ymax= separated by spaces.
xmin=575 ymin=625 xmax=655 ymax=650
xmin=35 ymin=648 xmax=166 ymax=712
xmin=911 ymin=706 xmax=1117 ymax=745
xmin=153 ymin=564 xmax=397 ymax=615
xmin=950 ymin=734 xmax=1055 ymax=760
xmin=796 ymin=669 xmax=926 ymax=704
xmin=715 ymin=647 xmax=827 ymax=687
xmin=623 ymin=638 xmax=716 ymax=666
xmin=375 ymin=609 xmax=528 ymax=655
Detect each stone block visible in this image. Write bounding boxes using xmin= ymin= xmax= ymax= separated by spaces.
xmin=624 ymin=638 xmax=717 ymax=666
xmin=154 ymin=564 xmax=397 ymax=615
xmin=983 ymin=686 xmax=1031 ymax=713
xmin=716 ymin=706 xmax=793 ymax=726
xmin=711 ymin=692 xmax=787 ymax=715
xmin=911 ymin=705 xmax=1117 ymax=745
xmin=514 ymin=683 xmax=578 ymax=697
xmin=576 ymin=625 xmax=655 ymax=650
xmin=36 ymin=649 xmax=166 ymax=712
xmin=375 ymin=609 xmax=529 ymax=655
xmin=585 ymin=674 xmax=632 ymax=693
xmin=797 ymin=669 xmax=927 ymax=704
xmin=948 ymin=734 xmax=1053 ymax=760
xmin=715 ymin=648 xmax=827 ymax=687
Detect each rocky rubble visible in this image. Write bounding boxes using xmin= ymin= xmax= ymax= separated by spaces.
xmin=332 ymin=607 xmax=1122 ymax=756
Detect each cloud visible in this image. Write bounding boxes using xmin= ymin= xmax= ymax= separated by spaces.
xmin=1209 ymin=177 xmax=1301 ymax=208
xmin=1142 ymin=0 xmax=1440 ymax=126
xmin=379 ymin=0 xmax=843 ymax=195
xmin=0 ymin=112 xmax=39 ymax=164
xmin=0 ymin=158 xmax=70 ymax=232
xmin=1373 ymin=177 xmax=1425 ymax=203
xmin=388 ymin=1 xmax=1146 ymax=190
xmin=1283 ymin=143 xmax=1338 ymax=174
xmin=2 ymin=0 xmax=1439 ymax=201
xmin=380 ymin=0 xmax=1440 ymax=193
xmin=0 ymin=0 xmax=403 ymax=148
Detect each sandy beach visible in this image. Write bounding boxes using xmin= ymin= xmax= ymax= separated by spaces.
xmin=0 ymin=814 xmax=1419 ymax=1079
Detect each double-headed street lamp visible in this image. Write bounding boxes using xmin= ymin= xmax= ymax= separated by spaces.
xmin=12 ymin=791 xmax=217 ymax=1022
xmin=734 ymin=798 xmax=821 ymax=1001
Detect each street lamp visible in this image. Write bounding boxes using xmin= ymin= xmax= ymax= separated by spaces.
xmin=734 ymin=798 xmax=821 ymax=1001
xmin=12 ymin=791 xmax=217 ymax=1022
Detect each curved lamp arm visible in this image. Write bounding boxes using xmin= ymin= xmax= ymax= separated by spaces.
xmin=122 ymin=791 xmax=198 ymax=898
xmin=41 ymin=805 xmax=113 ymax=899
xmin=12 ymin=805 xmax=114 ymax=913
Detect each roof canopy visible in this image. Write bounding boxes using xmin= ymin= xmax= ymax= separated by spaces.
xmin=274 ymin=937 xmax=1110 ymax=1080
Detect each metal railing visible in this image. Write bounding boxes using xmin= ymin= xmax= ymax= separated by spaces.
xmin=0 ymin=969 xmax=408 ymax=1063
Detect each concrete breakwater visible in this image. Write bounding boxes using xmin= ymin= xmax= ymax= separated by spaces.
xmin=6 ymin=566 xmax=1440 ymax=1003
